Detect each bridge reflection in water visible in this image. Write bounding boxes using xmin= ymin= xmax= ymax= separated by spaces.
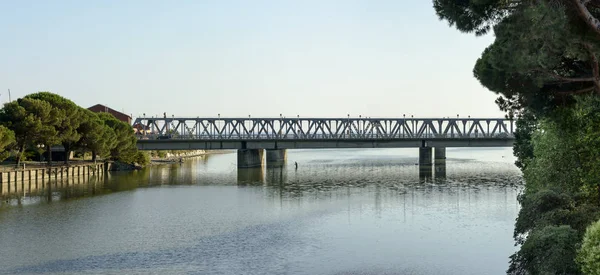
xmin=0 ymin=151 xmax=521 ymax=207
xmin=237 ymin=164 xmax=445 ymax=186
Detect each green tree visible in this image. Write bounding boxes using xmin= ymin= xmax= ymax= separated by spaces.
xmin=508 ymin=225 xmax=581 ymax=275
xmin=0 ymin=125 xmax=15 ymax=161
xmin=25 ymin=92 xmax=83 ymax=164
xmin=435 ymin=2 xmax=600 ymax=272
xmin=0 ymin=98 xmax=60 ymax=166
xmin=133 ymin=151 xmax=150 ymax=166
xmin=98 ymin=112 xmax=138 ymax=162
xmin=577 ymin=219 xmax=600 ymax=274
xmin=76 ymin=109 xmax=117 ymax=162
xmin=514 ymin=189 xmax=600 ymax=243
xmin=512 ymin=111 xmax=537 ymax=170
xmin=506 ymin=96 xmax=600 ymax=273
xmin=521 ymin=96 xmax=600 ymax=200
xmin=434 ymin=1 xmax=600 ymax=114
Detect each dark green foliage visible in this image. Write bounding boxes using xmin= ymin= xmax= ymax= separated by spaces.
xmin=508 ymin=225 xmax=581 ymax=275
xmin=25 ymin=92 xmax=83 ymax=164
xmin=512 ymin=112 xmax=537 ymax=170
xmin=515 ymin=190 xmax=600 ymax=241
xmin=435 ymin=1 xmax=600 ymax=273
xmin=436 ymin=1 xmax=600 ymax=113
xmin=97 ymin=112 xmax=137 ymax=163
xmin=133 ymin=151 xmax=150 ymax=166
xmin=76 ymin=109 xmax=117 ymax=161
xmin=433 ymin=0 xmax=510 ymax=35
xmin=0 ymin=98 xmax=60 ymax=166
xmin=0 ymin=92 xmax=144 ymax=167
xmin=577 ymin=219 xmax=600 ymax=274
xmin=0 ymin=125 xmax=15 ymax=161
xmin=507 ymin=96 xmax=600 ymax=274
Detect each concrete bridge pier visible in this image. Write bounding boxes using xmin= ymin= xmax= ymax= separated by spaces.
xmin=266 ymin=149 xmax=287 ymax=168
xmin=419 ymin=147 xmax=432 ymax=166
xmin=237 ymin=149 xmax=266 ymax=184
xmin=237 ymin=149 xmax=265 ymax=168
xmin=434 ymin=147 xmax=446 ymax=179
xmin=419 ymin=146 xmax=433 ymax=181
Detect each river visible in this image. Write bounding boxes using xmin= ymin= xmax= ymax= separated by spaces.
xmin=0 ymin=148 xmax=522 ymax=275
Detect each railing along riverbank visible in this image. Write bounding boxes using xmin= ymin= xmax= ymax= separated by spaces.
xmin=0 ymin=162 xmax=108 ymax=196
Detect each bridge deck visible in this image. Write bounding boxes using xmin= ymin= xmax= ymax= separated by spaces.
xmin=136 ymin=137 xmax=514 ymax=150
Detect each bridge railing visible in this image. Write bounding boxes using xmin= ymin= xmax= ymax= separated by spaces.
xmin=132 ymin=117 xmax=515 ymax=140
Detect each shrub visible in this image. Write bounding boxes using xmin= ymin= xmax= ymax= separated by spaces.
xmin=509 ymin=225 xmax=581 ymax=275
xmin=133 ymin=151 xmax=150 ymax=166
xmin=577 ymin=219 xmax=600 ymax=274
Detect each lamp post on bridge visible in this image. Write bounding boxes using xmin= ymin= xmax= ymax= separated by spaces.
xmin=468 ymin=115 xmax=471 ymax=137
xmin=359 ymin=115 xmax=362 ymax=137
xmin=402 ymin=114 xmax=405 ymax=138
xmin=347 ymin=114 xmax=350 ymax=138
xmin=411 ymin=115 xmax=414 ymax=136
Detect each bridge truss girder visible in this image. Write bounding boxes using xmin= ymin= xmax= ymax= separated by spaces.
xmin=132 ymin=117 xmax=515 ymax=140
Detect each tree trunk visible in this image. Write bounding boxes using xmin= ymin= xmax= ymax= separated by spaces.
xmin=46 ymin=144 xmax=52 ymax=166
xmin=92 ymin=150 xmax=97 ymax=162
xmin=15 ymin=144 xmax=24 ymax=168
xmin=574 ymin=0 xmax=600 ymax=37
xmin=63 ymin=143 xmax=70 ymax=165
xmin=583 ymin=43 xmax=600 ymax=94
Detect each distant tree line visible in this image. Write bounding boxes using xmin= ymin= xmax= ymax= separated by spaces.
xmin=0 ymin=92 xmax=147 ymax=167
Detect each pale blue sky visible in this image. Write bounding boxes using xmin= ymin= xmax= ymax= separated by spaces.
xmin=0 ymin=0 xmax=501 ymax=119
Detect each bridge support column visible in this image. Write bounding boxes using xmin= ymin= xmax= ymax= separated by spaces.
xmin=418 ymin=147 xmax=432 ymax=166
xmin=237 ymin=149 xmax=265 ymax=169
xmin=266 ymin=149 xmax=287 ymax=168
xmin=434 ymin=147 xmax=446 ymax=161
xmin=419 ymin=146 xmax=433 ymax=182
xmin=434 ymin=147 xmax=446 ymax=179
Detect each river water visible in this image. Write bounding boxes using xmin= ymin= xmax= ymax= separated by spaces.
xmin=0 ymin=148 xmax=522 ymax=275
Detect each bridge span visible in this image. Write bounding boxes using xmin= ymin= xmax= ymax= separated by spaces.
xmin=132 ymin=117 xmax=515 ymax=173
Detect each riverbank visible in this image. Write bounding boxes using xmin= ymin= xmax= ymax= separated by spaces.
xmin=150 ymin=150 xmax=232 ymax=164
xmin=0 ymin=162 xmax=107 ymax=195
xmin=0 ymin=150 xmax=233 ymax=172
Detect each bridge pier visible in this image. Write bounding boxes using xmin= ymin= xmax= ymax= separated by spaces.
xmin=434 ymin=147 xmax=446 ymax=179
xmin=419 ymin=146 xmax=433 ymax=181
xmin=237 ymin=149 xmax=265 ymax=168
xmin=418 ymin=147 xmax=432 ymax=166
xmin=266 ymin=149 xmax=287 ymax=168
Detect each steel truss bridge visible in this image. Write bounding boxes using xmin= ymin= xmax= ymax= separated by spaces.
xmin=132 ymin=117 xmax=515 ymax=150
